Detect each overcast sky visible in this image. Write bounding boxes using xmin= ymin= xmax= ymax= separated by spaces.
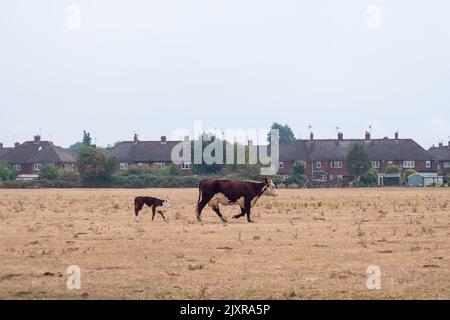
xmin=1 ymin=0 xmax=449 ymax=148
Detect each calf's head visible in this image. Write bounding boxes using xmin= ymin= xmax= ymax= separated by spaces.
xmin=262 ymin=178 xmax=278 ymax=197
xmin=162 ymin=199 xmax=172 ymax=208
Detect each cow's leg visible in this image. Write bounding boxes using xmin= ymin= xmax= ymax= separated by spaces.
xmin=157 ymin=210 xmax=166 ymax=221
xmin=212 ymin=206 xmax=227 ymax=223
xmin=232 ymin=207 xmax=246 ymax=219
xmin=244 ymin=199 xmax=254 ymax=223
xmin=196 ymin=195 xmax=211 ymax=222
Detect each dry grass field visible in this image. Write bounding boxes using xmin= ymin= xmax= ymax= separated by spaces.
xmin=0 ymin=187 xmax=449 ymax=300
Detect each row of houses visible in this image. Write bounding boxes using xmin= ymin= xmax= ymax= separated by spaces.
xmin=1 ymin=132 xmax=450 ymax=186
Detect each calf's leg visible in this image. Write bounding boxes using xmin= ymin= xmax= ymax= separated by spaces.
xmin=245 ymin=199 xmax=254 ymax=223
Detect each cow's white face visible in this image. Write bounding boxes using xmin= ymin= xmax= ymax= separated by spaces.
xmin=162 ymin=199 xmax=171 ymax=208
xmin=263 ymin=179 xmax=278 ymax=197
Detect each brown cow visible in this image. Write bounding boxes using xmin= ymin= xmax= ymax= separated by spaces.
xmin=134 ymin=196 xmax=171 ymax=222
xmin=196 ymin=178 xmax=278 ymax=223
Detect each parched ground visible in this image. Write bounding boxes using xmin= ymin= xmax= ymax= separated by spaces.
xmin=0 ymin=188 xmax=449 ymax=299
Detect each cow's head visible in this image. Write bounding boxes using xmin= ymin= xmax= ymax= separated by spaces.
xmin=162 ymin=199 xmax=172 ymax=208
xmin=262 ymin=178 xmax=278 ymax=197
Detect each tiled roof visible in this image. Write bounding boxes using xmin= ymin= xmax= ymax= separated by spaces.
xmin=280 ymin=139 xmax=434 ymax=161
xmin=428 ymin=145 xmax=450 ymax=161
xmin=0 ymin=147 xmax=13 ymax=159
xmin=1 ymin=141 xmax=76 ymax=164
xmin=108 ymin=140 xmax=182 ymax=162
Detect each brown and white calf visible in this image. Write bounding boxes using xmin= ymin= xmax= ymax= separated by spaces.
xmin=196 ymin=178 xmax=278 ymax=223
xmin=134 ymin=196 xmax=171 ymax=222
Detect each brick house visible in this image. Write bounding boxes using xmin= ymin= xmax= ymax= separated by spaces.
xmin=0 ymin=135 xmax=77 ymax=179
xmin=277 ymin=132 xmax=436 ymax=186
xmin=107 ymin=135 xmax=192 ymax=175
xmin=428 ymin=141 xmax=450 ymax=175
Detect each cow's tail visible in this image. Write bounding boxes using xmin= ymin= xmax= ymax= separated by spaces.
xmin=196 ymin=183 xmax=203 ymax=217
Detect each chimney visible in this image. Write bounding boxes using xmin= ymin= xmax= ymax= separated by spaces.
xmin=448 ymin=141 xmax=450 ymax=148
xmin=0 ymin=143 xmax=3 ymax=149
xmin=160 ymin=136 xmax=167 ymax=144
xmin=184 ymin=135 xmax=190 ymax=142
xmin=394 ymin=132 xmax=399 ymax=140
xmin=14 ymin=142 xmax=20 ymax=148
xmin=34 ymin=135 xmax=41 ymax=143
xmin=133 ymin=133 xmax=139 ymax=143
xmin=310 ymin=132 xmax=314 ymax=140
xmin=337 ymin=132 xmax=344 ymax=141
xmin=365 ymin=131 xmax=371 ymax=140
xmin=439 ymin=142 xmax=443 ymax=147
xmin=248 ymin=139 xmax=253 ymax=146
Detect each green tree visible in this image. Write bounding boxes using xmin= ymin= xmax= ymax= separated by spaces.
xmin=286 ymin=161 xmax=307 ymax=186
xmin=385 ymin=165 xmax=400 ymax=174
xmin=82 ymin=130 xmax=92 ymax=146
xmin=235 ymin=164 xmax=261 ymax=180
xmin=267 ymin=123 xmax=296 ymax=144
xmin=68 ymin=142 xmax=83 ymax=153
xmin=361 ymin=169 xmax=378 ymax=186
xmin=346 ymin=143 xmax=371 ymax=180
xmin=161 ymin=164 xmax=180 ymax=176
xmin=39 ymin=164 xmax=60 ymax=180
xmin=404 ymin=168 xmax=417 ymax=179
xmin=0 ymin=162 xmax=16 ymax=181
xmin=191 ymin=133 xmax=226 ymax=175
xmin=76 ymin=146 xmax=116 ymax=186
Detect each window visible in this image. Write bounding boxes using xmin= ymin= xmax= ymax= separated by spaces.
xmin=444 ymin=161 xmax=450 ymax=168
xmin=331 ymin=161 xmax=342 ymax=169
xmin=329 ymin=175 xmax=334 ymax=181
xmin=47 ymin=163 xmax=55 ymax=168
xmin=138 ymin=162 xmax=143 ymax=167
xmin=403 ymin=161 xmax=415 ymax=168
xmin=321 ymin=175 xmax=327 ymax=182
xmin=181 ymin=162 xmax=191 ymax=170
xmin=371 ymin=161 xmax=380 ymax=169
xmin=337 ymin=175 xmax=343 ymax=180
xmin=279 ymin=162 xmax=284 ymax=169
xmin=426 ymin=161 xmax=431 ymax=169
xmin=388 ymin=161 xmax=393 ymax=165
xmin=316 ymin=161 xmax=321 ymax=169
xmin=13 ymin=164 xmax=21 ymax=171
xmin=34 ymin=163 xmax=42 ymax=171
xmin=156 ymin=162 xmax=165 ymax=169
xmin=119 ymin=163 xmax=128 ymax=171
xmin=65 ymin=164 xmax=75 ymax=171
xmin=282 ymin=175 xmax=289 ymax=181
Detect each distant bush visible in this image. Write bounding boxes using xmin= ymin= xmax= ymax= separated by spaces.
xmin=361 ymin=169 xmax=378 ymax=186
xmin=385 ymin=165 xmax=400 ymax=174
xmin=0 ymin=179 xmax=79 ymax=189
xmin=0 ymin=161 xmax=16 ymax=181
xmin=403 ymin=168 xmax=417 ymax=179
xmin=111 ymin=174 xmax=204 ymax=188
xmin=39 ymin=164 xmax=60 ymax=180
